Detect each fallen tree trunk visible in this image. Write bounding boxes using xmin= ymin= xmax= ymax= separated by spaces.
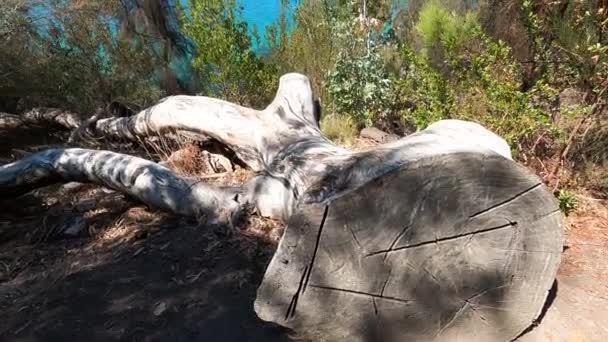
xmin=0 ymin=108 xmax=82 ymax=130
xmin=0 ymin=73 xmax=562 ymax=341
xmin=0 ymin=148 xmax=240 ymax=225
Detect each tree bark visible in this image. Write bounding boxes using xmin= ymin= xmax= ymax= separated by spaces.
xmin=0 ymin=148 xmax=240 ymax=225
xmin=0 ymin=73 xmax=561 ymax=342
xmin=0 ymin=108 xmax=82 ymax=130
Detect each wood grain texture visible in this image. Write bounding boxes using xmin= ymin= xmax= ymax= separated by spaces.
xmin=255 ymin=153 xmax=562 ymax=342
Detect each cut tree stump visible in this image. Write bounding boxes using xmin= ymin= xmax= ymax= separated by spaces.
xmin=255 ymin=153 xmax=562 ymax=342
xmin=0 ymin=73 xmax=563 ymax=341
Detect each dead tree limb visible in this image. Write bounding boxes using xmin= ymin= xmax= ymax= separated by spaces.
xmin=0 ymin=148 xmax=240 ymax=225
xmin=0 ymin=73 xmax=562 ymax=342
xmin=93 ymin=74 xmax=512 ymax=219
xmin=0 ymin=108 xmax=82 ymax=130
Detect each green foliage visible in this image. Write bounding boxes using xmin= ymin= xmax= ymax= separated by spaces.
xmin=523 ymin=0 xmax=607 ymax=94
xmin=179 ymin=0 xmax=277 ymax=106
xmin=0 ymin=0 xmax=163 ymax=114
xmin=326 ymin=49 xmax=393 ymax=127
xmin=557 ymin=189 xmax=578 ymax=216
xmin=416 ymin=1 xmax=475 ymax=47
xmin=266 ymin=0 xmax=352 ymax=105
xmin=394 ymin=46 xmax=453 ymax=129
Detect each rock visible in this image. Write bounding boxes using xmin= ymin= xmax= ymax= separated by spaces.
xmin=359 ymin=127 xmax=399 ymax=143
xmin=75 ymin=199 xmax=96 ymax=212
xmin=559 ymin=88 xmax=586 ymax=110
xmin=63 ymin=217 xmax=87 ymax=236
xmin=153 ymin=301 xmax=168 ymax=316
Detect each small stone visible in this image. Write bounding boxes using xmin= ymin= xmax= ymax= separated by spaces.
xmin=61 ymin=182 xmax=86 ymax=193
xmin=64 ymin=217 xmax=87 ymax=236
xmin=75 ymin=199 xmax=96 ymax=212
xmin=153 ymin=302 xmax=167 ymax=316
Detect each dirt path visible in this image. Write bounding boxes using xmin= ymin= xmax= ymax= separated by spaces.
xmin=0 ymin=193 xmax=291 ymax=342
xmin=521 ymin=195 xmax=608 ymax=342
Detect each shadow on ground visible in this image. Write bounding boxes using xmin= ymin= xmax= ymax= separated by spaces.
xmin=0 ymin=194 xmax=291 ymax=342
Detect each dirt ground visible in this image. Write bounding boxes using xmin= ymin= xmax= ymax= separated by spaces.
xmin=0 ymin=188 xmax=292 ymax=342
xmin=520 ymin=194 xmax=608 ymax=342
xmin=1 ymin=131 xmax=607 ymax=342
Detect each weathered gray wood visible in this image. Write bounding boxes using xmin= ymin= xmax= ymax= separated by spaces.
xmin=0 ymin=108 xmax=82 ymax=130
xmin=0 ymin=148 xmax=240 ymax=225
xmin=255 ymin=153 xmax=562 ymax=342
xmin=94 ymin=73 xmax=332 ymax=172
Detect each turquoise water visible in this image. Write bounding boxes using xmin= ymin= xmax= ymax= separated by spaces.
xmin=240 ymin=0 xmax=297 ymax=52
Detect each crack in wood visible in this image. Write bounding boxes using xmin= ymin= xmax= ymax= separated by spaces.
xmin=365 ymin=222 xmax=517 ymax=257
xmin=423 ymin=267 xmax=441 ymax=287
xmin=310 ymin=284 xmax=413 ymax=304
xmin=435 ymin=301 xmax=469 ymax=338
xmin=380 ymin=269 xmax=392 ymax=297
xmin=469 ymin=305 xmax=491 ymax=327
xmin=303 ymin=205 xmax=329 ymax=293
xmin=532 ymin=208 xmax=561 ymax=222
xmin=466 ymin=284 xmax=510 ymax=303
xmin=489 ymin=246 xmax=562 ymax=254
xmin=381 ymin=180 xmax=432 ymax=261
xmin=469 ymin=183 xmax=542 ymax=218
xmin=372 ymin=298 xmax=379 ymax=315
xmin=383 ymin=225 xmax=410 ymax=262
xmin=346 ymin=224 xmax=363 ymax=250
xmin=285 ymin=264 xmax=309 ymax=320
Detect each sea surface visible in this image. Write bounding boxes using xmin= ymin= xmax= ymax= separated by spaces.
xmin=240 ymin=0 xmax=297 ymax=52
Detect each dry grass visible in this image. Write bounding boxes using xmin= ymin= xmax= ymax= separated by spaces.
xmin=161 ymin=143 xmax=210 ymax=177
xmin=321 ymin=114 xmax=358 ymax=145
xmin=92 ymin=207 xmax=167 ymax=246
xmin=566 ymin=192 xmax=608 ymax=237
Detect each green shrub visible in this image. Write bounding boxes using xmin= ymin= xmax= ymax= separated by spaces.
xmin=394 ymin=46 xmax=453 ymax=130
xmin=396 ymin=2 xmax=555 ymax=151
xmin=557 ymin=190 xmax=578 ymax=216
xmin=0 ymin=1 xmax=163 ymax=114
xmin=326 ymin=49 xmax=394 ymax=128
xmin=416 ymin=1 xmax=478 ymax=54
xmin=180 ymin=0 xmax=278 ymax=107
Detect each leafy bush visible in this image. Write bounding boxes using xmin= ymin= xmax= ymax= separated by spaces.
xmin=416 ymin=1 xmax=478 ymax=54
xmin=393 ymin=46 xmax=453 ymax=129
xmin=326 ymin=50 xmax=394 ymax=128
xmin=393 ymin=2 xmax=555 ymax=151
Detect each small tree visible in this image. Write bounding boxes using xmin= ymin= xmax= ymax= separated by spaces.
xmin=179 ymin=0 xmax=277 ymax=107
